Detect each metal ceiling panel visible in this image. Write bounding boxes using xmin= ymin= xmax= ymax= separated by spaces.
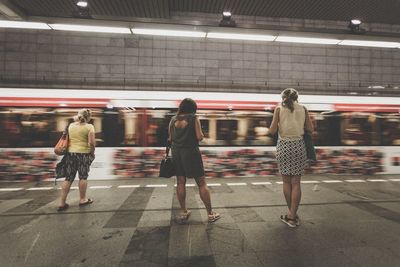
xmin=9 ymin=0 xmax=400 ymax=25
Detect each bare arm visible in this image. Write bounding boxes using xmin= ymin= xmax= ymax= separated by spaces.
xmin=195 ymin=116 xmax=204 ymax=141
xmin=267 ymin=107 xmax=280 ymax=136
xmin=167 ymin=119 xmax=173 ymax=143
xmin=304 ymin=107 xmax=314 ymax=133
xmin=88 ymin=126 xmax=95 ymax=155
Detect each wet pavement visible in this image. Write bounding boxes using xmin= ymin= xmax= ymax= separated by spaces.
xmin=0 ymin=175 xmax=399 ymax=267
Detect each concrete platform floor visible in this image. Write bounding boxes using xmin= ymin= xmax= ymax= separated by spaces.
xmin=0 ymin=174 xmax=399 ymax=267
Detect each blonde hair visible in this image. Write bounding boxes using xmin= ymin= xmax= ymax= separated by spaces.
xmin=74 ymin=109 xmax=91 ymax=123
xmin=281 ymin=88 xmax=299 ymax=112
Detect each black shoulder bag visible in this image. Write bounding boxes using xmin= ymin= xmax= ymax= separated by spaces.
xmin=159 ymin=142 xmax=175 ymax=178
xmin=303 ymin=107 xmax=317 ymax=161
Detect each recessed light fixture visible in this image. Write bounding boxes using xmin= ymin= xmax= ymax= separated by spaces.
xmin=348 ymin=19 xmax=365 ymax=33
xmin=220 ymin=11 xmax=236 ymax=27
xmin=76 ymin=1 xmax=88 ymax=7
xmin=222 ymin=11 xmax=232 ymax=17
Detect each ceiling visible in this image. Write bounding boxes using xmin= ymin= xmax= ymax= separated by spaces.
xmin=6 ymin=0 xmax=400 ymax=25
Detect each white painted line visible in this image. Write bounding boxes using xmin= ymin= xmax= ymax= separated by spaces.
xmin=367 ymin=179 xmax=388 ymax=182
xmin=389 ymin=179 xmax=400 ymax=182
xmin=322 ymin=180 xmax=343 ymax=183
xmin=0 ymin=188 xmax=24 ymax=191
xmin=145 ymin=184 xmax=168 ymax=188
xmin=27 ymin=187 xmax=53 ymax=191
xmin=227 ymin=182 xmax=247 ymax=186
xmin=251 ymin=182 xmax=272 ymax=185
xmin=173 ymin=184 xmax=196 ymax=187
xmin=301 ymin=181 xmax=320 ymax=184
xmin=89 ymin=185 xmax=112 ymax=189
xmin=118 ymin=185 xmax=140 ymax=188
xmin=207 ymin=183 xmax=221 ymax=186
xmin=57 ymin=186 xmax=79 ymax=190
xmin=276 ymin=181 xmax=283 ymax=184
xmin=345 ymin=179 xmax=366 ymax=183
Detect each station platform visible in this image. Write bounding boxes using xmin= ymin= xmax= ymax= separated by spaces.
xmin=0 ymin=175 xmax=399 ymax=267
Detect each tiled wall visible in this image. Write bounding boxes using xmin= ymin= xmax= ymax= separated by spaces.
xmin=1 ymin=15 xmax=400 ymax=94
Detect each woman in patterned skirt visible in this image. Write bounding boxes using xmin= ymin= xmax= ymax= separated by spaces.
xmin=267 ymin=88 xmax=313 ymax=227
xmin=58 ymin=109 xmax=96 ymax=211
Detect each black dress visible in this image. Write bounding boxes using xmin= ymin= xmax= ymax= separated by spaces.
xmin=170 ymin=114 xmax=205 ymax=179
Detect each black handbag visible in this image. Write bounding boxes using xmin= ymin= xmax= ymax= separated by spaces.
xmin=55 ymin=154 xmax=68 ymax=185
xmin=303 ymin=107 xmax=317 ymax=161
xmin=159 ymin=145 xmax=175 ymax=178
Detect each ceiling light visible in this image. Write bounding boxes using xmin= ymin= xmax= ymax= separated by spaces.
xmin=338 ymin=40 xmax=400 ymax=48
xmin=49 ymin=24 xmax=131 ymax=34
xmin=367 ymin=85 xmax=385 ymax=89
xmin=0 ymin=20 xmax=51 ymax=30
xmin=76 ymin=1 xmax=88 ymax=8
xmin=207 ymin=32 xmax=275 ymax=41
xmin=348 ymin=19 xmax=365 ymax=33
xmin=275 ymin=36 xmax=339 ymax=45
xmin=220 ymin=11 xmax=236 ymax=27
xmin=351 ymin=19 xmax=361 ymax=25
xmin=132 ymin=28 xmax=206 ymax=38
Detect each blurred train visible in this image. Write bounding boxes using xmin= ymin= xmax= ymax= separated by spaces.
xmin=0 ymin=88 xmax=399 ymax=179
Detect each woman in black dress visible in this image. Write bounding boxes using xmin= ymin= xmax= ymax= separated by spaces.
xmin=169 ymin=98 xmax=220 ymax=223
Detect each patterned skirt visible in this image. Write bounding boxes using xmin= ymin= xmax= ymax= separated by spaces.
xmin=276 ymin=138 xmax=307 ymax=176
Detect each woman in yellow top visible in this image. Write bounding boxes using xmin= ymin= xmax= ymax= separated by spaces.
xmin=58 ymin=109 xmax=96 ymax=211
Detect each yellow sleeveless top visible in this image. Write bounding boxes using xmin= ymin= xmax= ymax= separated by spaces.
xmin=68 ymin=123 xmax=95 ymax=153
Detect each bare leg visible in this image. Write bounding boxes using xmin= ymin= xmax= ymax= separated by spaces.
xmin=196 ymin=177 xmax=212 ymax=214
xmin=288 ymin=176 xmax=302 ymax=219
xmin=176 ymin=176 xmax=187 ymax=213
xmin=79 ymin=179 xmax=88 ymax=203
xmin=282 ymin=175 xmax=292 ymax=213
xmin=60 ymin=180 xmax=72 ymax=206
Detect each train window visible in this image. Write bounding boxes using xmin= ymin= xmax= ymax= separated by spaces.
xmin=380 ymin=113 xmax=400 ymax=145
xmin=245 ymin=116 xmax=273 ymax=146
xmin=216 ymin=120 xmax=238 ymax=145
xmin=0 ymin=111 xmax=23 ymax=147
xmin=145 ymin=110 xmax=172 ymax=147
xmin=0 ymin=108 xmax=55 ymax=147
xmin=312 ymin=112 xmax=341 ymax=146
xmin=200 ymin=119 xmax=210 ymax=138
xmin=341 ymin=112 xmax=379 ymax=145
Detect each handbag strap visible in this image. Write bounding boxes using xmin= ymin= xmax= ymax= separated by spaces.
xmin=303 ymin=106 xmax=310 ymax=132
xmin=165 ymin=144 xmax=171 ymax=158
xmin=165 ymin=142 xmax=171 ymax=158
xmin=63 ymin=123 xmax=71 ymax=136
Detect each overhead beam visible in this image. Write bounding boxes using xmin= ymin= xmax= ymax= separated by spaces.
xmin=0 ymin=0 xmax=25 ymax=20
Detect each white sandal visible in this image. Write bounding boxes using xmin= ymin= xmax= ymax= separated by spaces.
xmin=208 ymin=211 xmax=221 ymax=223
xmin=179 ymin=210 xmax=191 ymax=221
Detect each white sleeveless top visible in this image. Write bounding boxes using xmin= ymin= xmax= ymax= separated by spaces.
xmin=278 ymin=102 xmax=305 ymax=140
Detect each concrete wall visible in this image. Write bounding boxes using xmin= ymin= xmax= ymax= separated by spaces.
xmin=1 ymin=15 xmax=400 ymax=95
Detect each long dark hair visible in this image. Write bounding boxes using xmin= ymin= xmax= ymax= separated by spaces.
xmin=177 ymin=98 xmax=197 ymax=115
xmin=281 ymin=88 xmax=298 ymax=112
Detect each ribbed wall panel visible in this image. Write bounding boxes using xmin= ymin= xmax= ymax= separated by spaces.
xmin=9 ymin=0 xmax=400 ymax=24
